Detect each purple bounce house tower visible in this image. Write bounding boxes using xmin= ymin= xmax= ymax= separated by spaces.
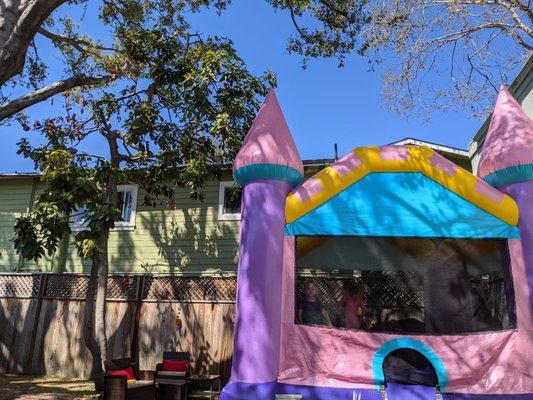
xmin=229 ymin=90 xmax=304 ymax=387
xmin=478 ymin=86 xmax=533 ymax=318
xmin=222 ymin=87 xmax=533 ymax=400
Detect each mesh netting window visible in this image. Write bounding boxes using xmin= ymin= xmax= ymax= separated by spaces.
xmin=295 ymin=236 xmax=515 ymax=334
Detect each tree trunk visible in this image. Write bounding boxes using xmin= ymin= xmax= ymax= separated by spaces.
xmin=85 ymin=114 xmax=120 ymax=392
xmin=84 ymin=235 xmax=109 ymax=392
xmin=94 ymin=238 xmax=109 ymax=387
xmin=84 ymin=259 xmax=104 ymax=391
xmin=0 ymin=0 xmax=67 ymax=86
xmin=83 ymin=234 xmax=110 ymax=393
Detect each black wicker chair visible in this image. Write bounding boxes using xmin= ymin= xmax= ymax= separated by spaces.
xmin=104 ymin=358 xmax=155 ymax=400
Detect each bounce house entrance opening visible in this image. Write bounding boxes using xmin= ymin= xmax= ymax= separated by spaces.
xmin=383 ymin=348 xmax=438 ymax=387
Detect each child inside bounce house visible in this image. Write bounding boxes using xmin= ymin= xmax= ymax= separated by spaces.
xmin=221 ymin=86 xmax=533 ymax=400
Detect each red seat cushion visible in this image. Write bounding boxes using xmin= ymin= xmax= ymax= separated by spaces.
xmin=107 ymin=367 xmax=135 ymax=381
xmin=162 ymin=359 xmax=189 ymax=372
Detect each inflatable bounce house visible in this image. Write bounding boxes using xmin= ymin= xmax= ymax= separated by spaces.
xmin=221 ymin=86 xmax=533 ymax=400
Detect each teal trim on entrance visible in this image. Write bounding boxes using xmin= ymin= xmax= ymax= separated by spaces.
xmin=372 ymin=338 xmax=448 ymax=391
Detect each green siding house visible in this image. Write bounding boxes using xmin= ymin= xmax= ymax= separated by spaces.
xmin=0 ymin=175 xmax=242 ymax=274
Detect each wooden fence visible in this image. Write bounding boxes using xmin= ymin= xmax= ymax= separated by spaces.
xmin=0 ymin=273 xmax=236 ymax=382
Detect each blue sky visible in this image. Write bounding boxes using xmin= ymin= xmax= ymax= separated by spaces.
xmin=0 ymin=1 xmax=490 ymax=172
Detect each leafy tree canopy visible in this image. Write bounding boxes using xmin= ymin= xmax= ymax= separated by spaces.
xmin=1 ymin=1 xmax=531 ymax=125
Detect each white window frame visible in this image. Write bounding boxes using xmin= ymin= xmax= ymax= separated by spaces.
xmin=114 ymin=184 xmax=138 ymax=231
xmin=218 ymin=181 xmax=241 ymax=221
xmin=70 ymin=184 xmax=139 ymax=231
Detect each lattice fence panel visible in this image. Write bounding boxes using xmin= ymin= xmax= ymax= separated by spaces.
xmin=107 ymin=275 xmax=138 ymax=300
xmin=0 ymin=274 xmax=41 ymax=298
xmin=296 ymin=273 xmax=424 ymax=326
xmin=296 ymin=277 xmax=345 ymax=307
xmin=44 ymin=274 xmax=89 ymax=299
xmin=362 ymin=271 xmax=424 ymax=308
xmin=1 ymin=273 xmax=237 ymax=301
xmin=296 ymin=273 xmax=425 ymax=308
xmin=296 ymin=277 xmax=345 ymax=324
xmin=144 ymin=276 xmax=237 ymax=302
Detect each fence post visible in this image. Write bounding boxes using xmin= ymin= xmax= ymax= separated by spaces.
xmin=26 ymin=273 xmax=47 ymax=373
xmin=131 ymin=275 xmax=146 ymax=365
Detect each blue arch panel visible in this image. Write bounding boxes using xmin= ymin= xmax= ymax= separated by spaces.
xmin=285 ymin=173 xmax=520 ymax=238
xmin=372 ymin=338 xmax=449 ymax=391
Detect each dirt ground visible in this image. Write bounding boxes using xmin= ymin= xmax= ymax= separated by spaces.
xmin=0 ymin=375 xmax=96 ymax=400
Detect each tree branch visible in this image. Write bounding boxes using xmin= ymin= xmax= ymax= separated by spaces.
xmin=427 ymin=21 xmax=532 ymax=49
xmin=318 ymin=0 xmax=349 ymax=18
xmin=96 ymin=108 xmax=123 ymax=169
xmin=493 ymin=0 xmax=533 ymax=37
xmin=503 ymin=0 xmax=533 ymax=23
xmin=0 ymin=75 xmax=112 ymax=121
xmin=288 ymin=4 xmax=309 ymax=39
xmin=38 ymin=28 xmax=115 ymax=53
xmin=116 ymin=131 xmax=144 ymax=153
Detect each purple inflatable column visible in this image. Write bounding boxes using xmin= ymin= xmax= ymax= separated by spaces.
xmin=232 ymin=179 xmax=291 ymax=381
xmin=222 ymin=89 xmax=304 ymax=399
xmin=501 ymin=182 xmax=533 ymax=309
xmin=478 ymin=85 xmax=533 ymax=313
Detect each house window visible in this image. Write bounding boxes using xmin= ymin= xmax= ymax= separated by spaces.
xmin=218 ymin=181 xmax=242 ymax=221
xmin=114 ymin=184 xmax=138 ymax=230
xmin=70 ymin=184 xmax=138 ymax=231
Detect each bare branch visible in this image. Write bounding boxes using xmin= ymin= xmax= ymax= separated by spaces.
xmin=493 ymin=0 xmax=533 ymax=36
xmin=424 ymin=21 xmax=532 ymax=50
xmin=0 ymin=75 xmax=112 ymax=121
xmin=502 ymin=0 xmax=533 ymax=23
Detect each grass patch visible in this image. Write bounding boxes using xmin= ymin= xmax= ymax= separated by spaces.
xmin=0 ymin=374 xmax=96 ymax=399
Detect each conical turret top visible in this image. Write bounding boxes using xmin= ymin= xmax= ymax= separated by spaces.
xmin=233 ymin=89 xmax=304 ymax=187
xmin=478 ymin=85 xmax=533 ymax=187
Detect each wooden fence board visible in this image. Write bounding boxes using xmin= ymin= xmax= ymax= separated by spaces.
xmin=0 ymin=298 xmax=37 ymax=374
xmin=107 ymin=301 xmax=135 ymax=361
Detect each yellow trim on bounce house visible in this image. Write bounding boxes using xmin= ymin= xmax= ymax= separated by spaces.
xmin=285 ymin=146 xmax=519 ymax=226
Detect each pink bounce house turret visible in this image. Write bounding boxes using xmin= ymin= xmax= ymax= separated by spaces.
xmin=478 ymin=85 xmax=533 ymax=315
xmin=223 ymin=90 xmax=304 ymax=397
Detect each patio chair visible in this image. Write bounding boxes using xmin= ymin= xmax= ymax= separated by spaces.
xmin=104 ymin=357 xmax=155 ymax=400
xmin=154 ymin=352 xmax=191 ymax=400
